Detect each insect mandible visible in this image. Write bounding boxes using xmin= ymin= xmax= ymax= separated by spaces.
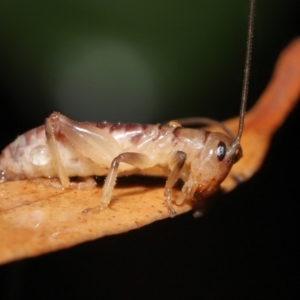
xmin=0 ymin=0 xmax=255 ymax=215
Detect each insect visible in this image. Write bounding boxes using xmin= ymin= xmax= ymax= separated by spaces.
xmin=0 ymin=0 xmax=255 ymax=215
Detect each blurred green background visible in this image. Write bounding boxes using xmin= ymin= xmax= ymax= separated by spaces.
xmin=0 ymin=0 xmax=299 ymax=137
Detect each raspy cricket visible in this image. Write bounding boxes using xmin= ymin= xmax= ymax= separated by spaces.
xmin=0 ymin=1 xmax=255 ymax=215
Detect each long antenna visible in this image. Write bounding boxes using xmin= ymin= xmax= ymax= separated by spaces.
xmin=231 ymin=0 xmax=255 ymax=151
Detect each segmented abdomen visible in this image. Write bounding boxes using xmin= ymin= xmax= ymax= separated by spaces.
xmin=0 ymin=126 xmax=47 ymax=180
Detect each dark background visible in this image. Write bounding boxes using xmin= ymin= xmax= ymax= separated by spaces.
xmin=0 ymin=1 xmax=299 ymax=298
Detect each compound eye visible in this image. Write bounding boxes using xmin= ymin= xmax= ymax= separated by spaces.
xmin=216 ymin=141 xmax=226 ymax=161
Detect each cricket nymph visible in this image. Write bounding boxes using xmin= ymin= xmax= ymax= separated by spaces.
xmin=0 ymin=113 xmax=240 ymax=214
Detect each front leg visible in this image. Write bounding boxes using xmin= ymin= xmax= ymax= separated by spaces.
xmin=164 ymin=151 xmax=187 ymax=215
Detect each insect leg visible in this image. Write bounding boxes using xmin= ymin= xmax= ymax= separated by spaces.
xmin=45 ymin=112 xmax=122 ymax=189
xmin=45 ymin=114 xmax=70 ymax=188
xmin=170 ymin=117 xmax=235 ymax=139
xmin=84 ymin=152 xmax=150 ymax=213
xmin=164 ymin=151 xmax=187 ymax=215
xmin=56 ymin=113 xmax=121 ymax=165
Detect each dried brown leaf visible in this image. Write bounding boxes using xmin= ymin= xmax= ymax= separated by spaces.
xmin=0 ymin=39 xmax=300 ymax=265
xmin=0 ymin=178 xmax=193 ymax=264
